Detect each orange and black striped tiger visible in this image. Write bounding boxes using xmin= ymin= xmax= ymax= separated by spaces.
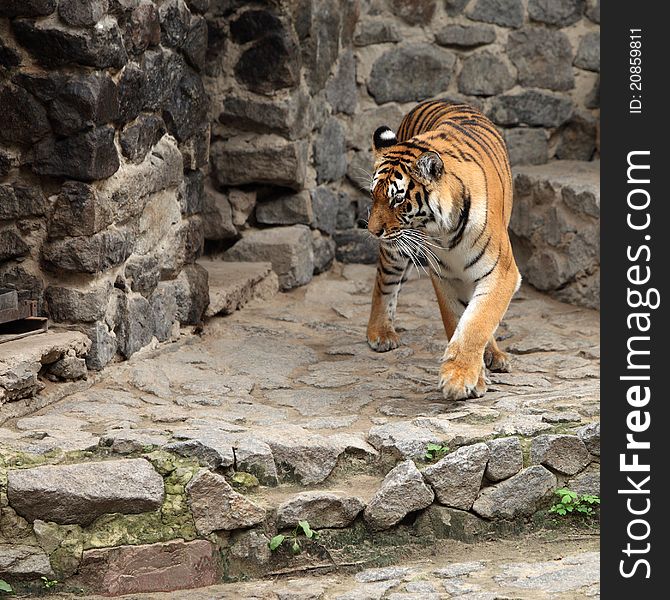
xmin=366 ymin=100 xmax=521 ymax=400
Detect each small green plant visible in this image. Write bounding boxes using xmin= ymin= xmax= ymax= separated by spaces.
xmin=269 ymin=520 xmax=319 ymax=555
xmin=424 ymin=442 xmax=449 ymax=462
xmin=0 ymin=580 xmax=12 ymax=594
xmin=41 ymin=576 xmax=59 ymax=590
xmin=549 ymin=488 xmax=600 ymax=517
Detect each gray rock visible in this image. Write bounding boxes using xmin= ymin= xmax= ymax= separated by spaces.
xmin=490 ymin=91 xmax=573 ymax=127
xmin=59 ymin=0 xmax=109 ymax=26
xmin=211 ymin=137 xmax=308 ymax=190
xmin=125 ymin=255 xmax=161 ymax=297
xmin=511 ymin=160 xmax=599 ymax=307
xmin=311 ymin=187 xmax=339 ymax=235
xmin=0 ymin=229 xmax=29 ymax=261
xmin=226 ymin=226 xmax=314 ymax=290
xmin=555 ymin=111 xmax=597 ymax=161
xmin=334 ymin=229 xmax=379 ymax=264
xmin=0 ymin=544 xmax=54 ymax=579
xmin=261 ymin=427 xmax=342 ymax=485
xmin=12 ymin=15 xmax=128 ymax=69
xmin=574 ymin=32 xmax=600 ymax=72
xmin=115 ymin=295 xmax=155 ymax=359
xmin=100 ymin=429 xmax=169 ymax=453
xmin=162 ymin=263 xmax=209 ymax=324
xmin=423 ymin=443 xmax=489 ymax=510
xmin=234 ymin=26 xmax=300 ymax=94
xmin=233 ymin=437 xmax=279 ymax=486
xmin=507 ymin=28 xmax=575 ymax=91
xmin=435 ymin=25 xmax=495 ymax=48
xmin=314 ymin=118 xmax=348 ymax=184
xmin=467 ymin=0 xmax=524 ymax=28
xmin=46 ymin=356 xmax=87 ymax=381
xmin=368 ymin=422 xmax=440 ymax=460
xmin=576 ymin=422 xmax=600 ymax=456
xmin=504 ymin=128 xmax=548 ymax=166
xmin=485 ymin=437 xmax=523 ymax=482
xmin=159 ymin=0 xmax=191 ymax=48
xmin=29 ymin=126 xmax=120 ymax=182
xmin=49 ymin=181 xmax=113 ymax=238
xmin=355 ymin=566 xmax=414 ymax=582
xmin=530 ymin=434 xmax=590 ymax=475
xmin=120 ymin=114 xmax=166 ymax=164
xmin=185 ymin=470 xmax=266 ymax=534
xmin=354 ymin=19 xmax=400 ymax=46
xmin=326 ymin=50 xmax=357 ymax=115
xmin=389 ymin=0 xmax=435 ymax=25
xmin=312 ymin=232 xmax=336 ymax=274
xmin=162 ymin=69 xmax=208 ymax=143
xmin=42 ymin=227 xmax=134 ymax=273
xmin=45 ymin=281 xmax=111 ymax=324
xmin=495 ymin=551 xmax=599 ymax=593
xmin=47 ymin=72 xmax=119 ymax=137
xmin=202 ymin=187 xmax=238 ymax=241
xmin=277 ymin=491 xmax=365 ymax=529
xmin=364 ymin=460 xmax=434 ymax=531
xmin=414 ymin=505 xmax=491 ymax=542
xmin=81 ymin=321 xmax=117 ymax=370
xmin=368 ymin=45 xmax=456 ymax=104
xmin=586 ymin=0 xmax=600 ymax=23
xmin=201 ymin=259 xmax=276 ymax=318
xmin=528 ymin=0 xmax=584 ymax=26
xmin=165 ymin=430 xmax=235 ymax=469
xmin=433 ymin=561 xmax=485 ymax=578
xmin=256 ymin=191 xmax=313 ymax=226
xmin=458 ymin=52 xmax=515 ymax=96
xmin=126 ymin=0 xmax=161 ymax=55
xmin=7 ymin=459 xmax=164 ymax=526
xmin=219 ymin=90 xmax=309 ymax=140
xmin=228 ymin=189 xmax=257 ymax=228
xmin=472 ymin=465 xmax=557 ymax=519
xmin=0 ymin=184 xmax=46 ymax=220
xmin=568 ymin=465 xmax=599 ymax=496
xmin=0 ymin=0 xmax=56 ymax=17
xmin=149 ymin=283 xmax=179 ymax=342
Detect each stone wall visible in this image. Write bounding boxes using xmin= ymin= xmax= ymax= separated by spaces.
xmin=0 ymin=0 xmax=211 ymax=369
xmin=206 ymin=0 xmax=600 ymax=287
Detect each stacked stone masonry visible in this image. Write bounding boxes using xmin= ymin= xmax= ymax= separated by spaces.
xmin=206 ymin=0 xmax=600 ymax=303
xmin=0 ymin=0 xmax=212 ymax=373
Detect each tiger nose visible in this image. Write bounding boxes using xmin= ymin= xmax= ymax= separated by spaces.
xmin=368 ymin=223 xmax=384 ymax=237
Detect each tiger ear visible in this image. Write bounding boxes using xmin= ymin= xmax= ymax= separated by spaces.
xmin=373 ymin=126 xmax=397 ymax=155
xmin=414 ymin=151 xmax=444 ymax=182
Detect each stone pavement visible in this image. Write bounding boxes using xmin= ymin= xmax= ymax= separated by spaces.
xmin=56 ymin=536 xmax=599 ymax=600
xmin=0 ymin=264 xmax=600 ymax=595
xmin=0 ymin=264 xmax=599 ymax=457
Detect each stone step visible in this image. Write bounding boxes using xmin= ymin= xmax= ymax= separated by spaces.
xmin=0 ymin=330 xmax=91 ymax=424
xmin=511 ymin=160 xmax=600 ymax=309
xmin=198 ymin=259 xmax=279 ymax=318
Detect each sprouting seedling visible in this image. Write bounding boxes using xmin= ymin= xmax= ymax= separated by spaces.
xmin=549 ymin=488 xmax=600 ymax=517
xmin=269 ymin=520 xmax=319 ymax=555
xmin=424 ymin=442 xmax=450 ymax=461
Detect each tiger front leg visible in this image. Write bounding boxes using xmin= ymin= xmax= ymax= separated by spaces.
xmin=439 ymin=259 xmax=520 ymax=400
xmin=367 ymin=246 xmax=409 ymax=352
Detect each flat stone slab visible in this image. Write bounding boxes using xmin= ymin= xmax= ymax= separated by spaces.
xmin=74 ymin=539 xmax=218 ymax=596
xmin=0 ymin=330 xmax=91 ymax=421
xmin=198 ymin=259 xmax=278 ymax=317
xmin=7 ymin=458 xmax=164 ymax=525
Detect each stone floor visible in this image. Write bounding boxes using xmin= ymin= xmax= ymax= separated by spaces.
xmin=0 ymin=264 xmax=599 ymax=459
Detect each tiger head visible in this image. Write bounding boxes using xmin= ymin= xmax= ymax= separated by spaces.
xmin=367 ymin=126 xmax=443 ymax=239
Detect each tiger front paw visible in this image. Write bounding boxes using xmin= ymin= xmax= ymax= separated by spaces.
xmin=367 ymin=324 xmax=400 ymax=352
xmin=439 ymin=359 xmax=488 ymax=401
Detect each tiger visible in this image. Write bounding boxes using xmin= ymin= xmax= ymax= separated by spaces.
xmin=365 ymin=100 xmax=521 ymax=401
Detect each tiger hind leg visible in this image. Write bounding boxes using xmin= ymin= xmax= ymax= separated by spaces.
xmin=484 ymin=336 xmax=512 ymax=373
xmin=367 ymin=246 xmax=409 ymax=352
